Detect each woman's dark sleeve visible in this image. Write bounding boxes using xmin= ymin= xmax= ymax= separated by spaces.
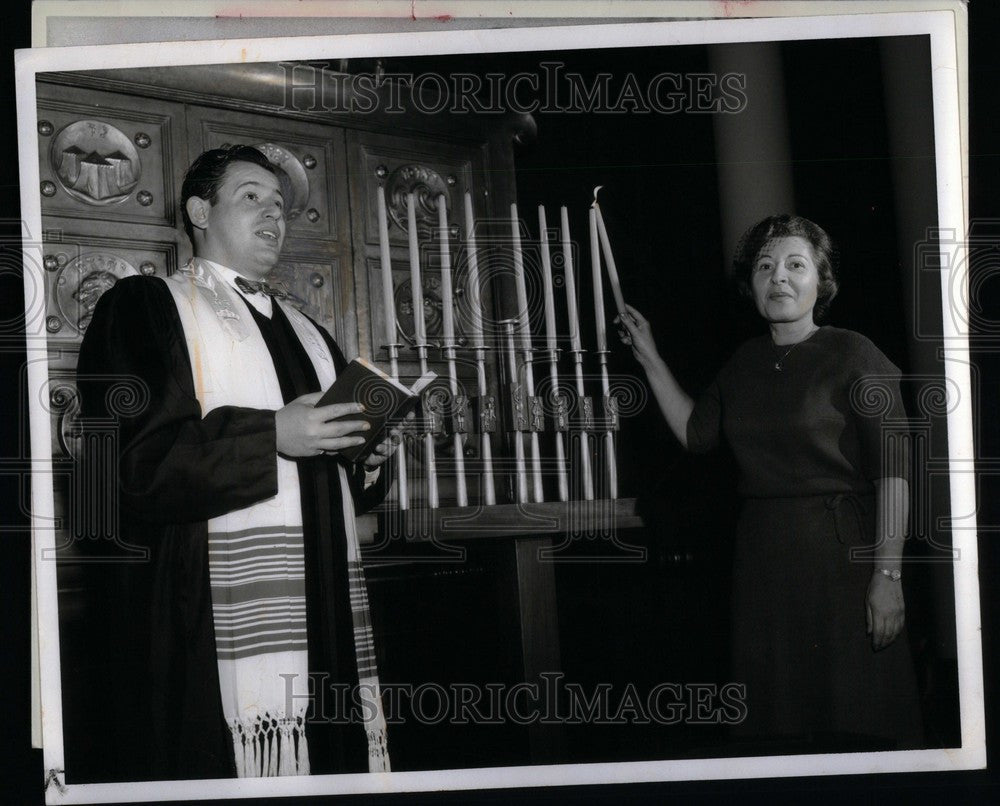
xmin=76 ymin=276 xmax=279 ymax=524
xmin=686 ymin=374 xmax=724 ymax=454
xmin=850 ymin=335 xmax=911 ymax=483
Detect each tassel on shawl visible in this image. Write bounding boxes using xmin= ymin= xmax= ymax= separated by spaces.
xmin=231 ymin=714 xmax=309 ymax=777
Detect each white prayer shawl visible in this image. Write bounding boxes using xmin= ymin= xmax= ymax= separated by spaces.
xmin=164 ymin=259 xmax=390 ymax=775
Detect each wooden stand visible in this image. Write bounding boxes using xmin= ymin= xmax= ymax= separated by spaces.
xmin=369 ymin=498 xmax=644 ymax=764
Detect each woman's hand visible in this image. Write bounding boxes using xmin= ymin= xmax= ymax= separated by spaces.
xmin=866 ymin=571 xmax=905 ymax=651
xmin=615 ymin=302 xmax=694 ymax=448
xmin=615 ymin=303 xmax=662 ymax=369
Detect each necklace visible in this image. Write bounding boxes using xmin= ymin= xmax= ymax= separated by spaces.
xmin=771 ymin=326 xmax=818 ymax=372
xmin=772 ymin=342 xmax=800 ymax=372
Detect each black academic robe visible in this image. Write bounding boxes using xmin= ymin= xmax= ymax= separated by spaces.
xmin=74 ymin=275 xmax=390 ymax=782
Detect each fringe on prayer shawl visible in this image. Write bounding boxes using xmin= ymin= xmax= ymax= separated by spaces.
xmin=231 ymin=713 xmax=310 ymax=778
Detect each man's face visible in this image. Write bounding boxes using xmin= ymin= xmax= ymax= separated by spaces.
xmin=195 ymin=161 xmax=286 ymax=279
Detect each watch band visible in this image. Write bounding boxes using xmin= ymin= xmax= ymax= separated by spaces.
xmin=877 ymin=568 xmax=902 ymax=582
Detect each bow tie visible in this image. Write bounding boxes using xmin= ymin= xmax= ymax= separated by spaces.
xmin=234 ymin=276 xmax=287 ymax=299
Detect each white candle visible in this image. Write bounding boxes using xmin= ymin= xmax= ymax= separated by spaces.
xmin=437 ymin=194 xmax=467 ymax=507
xmin=437 ymin=195 xmax=454 ymax=347
xmin=509 ymin=202 xmax=532 ymax=351
xmin=376 ymin=186 xmax=396 ymax=347
xmin=510 ymin=204 xmax=543 ymax=503
xmin=589 ymin=207 xmax=607 ymax=351
xmin=407 ymin=192 xmax=426 ymax=345
xmin=540 ymin=204 xmax=568 ymax=502
xmin=463 ymin=192 xmax=495 ymax=505
xmin=463 ymin=192 xmax=485 ymax=348
xmin=593 ymin=200 xmax=628 ymax=317
xmin=560 ymin=207 xmax=582 ymax=353
xmin=538 ymin=205 xmax=558 ymax=352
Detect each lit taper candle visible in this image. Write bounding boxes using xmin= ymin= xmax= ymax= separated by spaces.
xmin=592 ymin=186 xmax=628 ymax=318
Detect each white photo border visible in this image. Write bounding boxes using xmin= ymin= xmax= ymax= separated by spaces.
xmin=16 ymin=10 xmax=981 ymax=804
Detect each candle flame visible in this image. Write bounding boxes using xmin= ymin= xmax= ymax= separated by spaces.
xmin=591 ymin=185 xmax=603 ymax=207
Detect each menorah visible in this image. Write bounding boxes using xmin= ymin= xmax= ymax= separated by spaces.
xmin=373 ymin=184 xmax=643 ymax=550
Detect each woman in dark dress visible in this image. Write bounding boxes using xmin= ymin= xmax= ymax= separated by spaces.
xmin=618 ymin=215 xmax=923 ymax=749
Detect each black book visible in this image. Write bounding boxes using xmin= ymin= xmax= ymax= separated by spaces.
xmin=316 ymin=357 xmax=436 ymax=463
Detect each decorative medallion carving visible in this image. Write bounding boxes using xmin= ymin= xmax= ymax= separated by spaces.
xmin=480 ymin=396 xmax=497 ymax=434
xmin=393 ymin=272 xmax=470 ymax=346
xmin=552 ymin=394 xmax=569 ymax=431
xmin=385 ymin=164 xmax=450 ymax=234
xmin=50 ymin=120 xmax=141 ymax=205
xmin=54 ymin=252 xmax=138 ymax=334
xmin=450 ymin=393 xmax=469 ymax=435
xmin=254 ymin=142 xmax=310 ymax=221
xmin=529 ymin=396 xmax=545 ymax=432
xmin=395 ymin=274 xmax=449 ymax=345
xmin=580 ymin=396 xmax=595 ymax=431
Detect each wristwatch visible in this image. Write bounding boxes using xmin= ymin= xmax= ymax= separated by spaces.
xmin=877 ymin=568 xmax=902 ymax=582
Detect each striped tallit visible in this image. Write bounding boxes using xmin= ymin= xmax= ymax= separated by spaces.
xmin=165 ymin=259 xmax=389 ymax=775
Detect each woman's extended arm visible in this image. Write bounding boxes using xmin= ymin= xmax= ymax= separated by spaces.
xmin=617 ymin=303 xmax=695 ymax=449
xmin=866 ymin=476 xmax=909 ymax=650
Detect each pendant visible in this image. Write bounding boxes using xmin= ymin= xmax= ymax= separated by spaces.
xmin=774 ymin=362 xmax=782 ymax=371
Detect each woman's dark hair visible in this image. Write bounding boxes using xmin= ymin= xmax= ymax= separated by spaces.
xmin=180 ymin=145 xmax=276 ymax=242
xmin=733 ymin=214 xmax=840 ymax=322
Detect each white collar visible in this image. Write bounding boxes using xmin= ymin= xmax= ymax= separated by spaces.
xmin=200 ymin=259 xmax=274 ymax=318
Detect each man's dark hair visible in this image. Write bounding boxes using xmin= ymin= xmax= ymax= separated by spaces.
xmin=180 ymin=145 xmax=276 ymax=242
xmin=733 ymin=214 xmax=840 ymax=322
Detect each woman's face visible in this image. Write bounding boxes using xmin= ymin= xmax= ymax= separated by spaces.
xmin=750 ymin=235 xmax=820 ymax=326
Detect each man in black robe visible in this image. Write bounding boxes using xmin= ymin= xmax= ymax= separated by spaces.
xmin=75 ymin=145 xmax=398 ymax=781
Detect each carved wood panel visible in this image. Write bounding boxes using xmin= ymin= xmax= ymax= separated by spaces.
xmin=40 ymin=231 xmax=181 ymax=365
xmin=346 ymin=130 xmax=487 ymax=369
xmin=268 ymin=254 xmax=347 ymax=349
xmin=356 ymin=141 xmax=476 ymax=249
xmin=36 ymin=83 xmax=185 ymax=228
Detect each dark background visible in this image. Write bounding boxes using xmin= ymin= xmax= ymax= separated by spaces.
xmin=3 ymin=3 xmax=998 ymax=804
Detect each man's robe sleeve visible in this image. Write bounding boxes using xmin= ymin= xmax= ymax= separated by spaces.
xmin=77 ymin=276 xmax=279 ymax=524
